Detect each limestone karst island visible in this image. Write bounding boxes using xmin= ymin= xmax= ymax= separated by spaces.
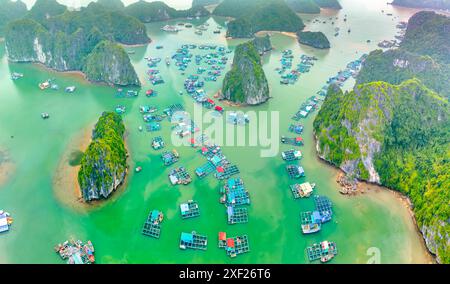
xmin=0 ymin=0 xmax=448 ymax=270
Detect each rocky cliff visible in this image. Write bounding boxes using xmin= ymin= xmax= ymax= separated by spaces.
xmin=84 ymin=41 xmax=140 ymax=86
xmin=222 ymin=41 xmax=270 ymax=105
xmin=78 ymin=112 xmax=128 ymax=202
xmin=314 ymin=79 xmax=450 ymax=263
xmin=5 ymin=1 xmax=148 ymax=86
xmin=297 ymin=31 xmax=330 ymax=49
xmin=252 ymin=35 xmax=273 ymax=55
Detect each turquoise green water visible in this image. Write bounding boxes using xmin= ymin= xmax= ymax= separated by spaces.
xmin=0 ymin=0 xmax=433 ymax=264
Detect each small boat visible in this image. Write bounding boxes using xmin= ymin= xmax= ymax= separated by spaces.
xmin=213 ymin=30 xmax=221 ymax=34
xmin=65 ymin=86 xmax=76 ymax=93
xmin=135 ymin=166 xmax=143 ymax=173
xmin=138 ymin=126 xmax=143 ymax=132
xmin=11 ymin=72 xmax=24 ymax=80
xmin=41 ymin=113 xmax=50 ymax=119
xmin=156 ymin=45 xmax=163 ymax=49
xmin=39 ymin=81 xmax=51 ymax=90
xmin=321 ymin=254 xmax=334 ymax=263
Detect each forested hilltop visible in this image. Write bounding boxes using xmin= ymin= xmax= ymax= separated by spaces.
xmin=314 ymin=11 xmax=450 ymax=263
xmin=5 ymin=0 xmax=146 ymax=86
xmin=217 ymin=0 xmax=305 ymax=38
xmin=392 ymin=0 xmax=450 ymax=10
xmin=0 ymin=0 xmax=28 ymax=36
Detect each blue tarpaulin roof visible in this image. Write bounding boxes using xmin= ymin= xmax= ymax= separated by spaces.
xmin=181 ymin=232 xmax=194 ymax=243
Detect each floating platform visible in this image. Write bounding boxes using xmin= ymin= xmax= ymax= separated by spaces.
xmin=142 ymin=210 xmax=164 ymax=239
xmin=180 ymin=232 xmax=208 ymax=250
xmin=146 ymin=122 xmax=161 ymax=132
xmin=286 ymin=165 xmax=305 ymax=179
xmin=163 ymin=104 xmax=184 ymax=118
xmin=282 ymin=149 xmax=302 ymax=161
xmin=314 ymin=195 xmax=333 ymax=223
xmin=216 ymin=164 xmax=240 ymax=180
xmin=281 ymin=136 xmax=304 ymax=146
xmin=300 ymin=211 xmax=322 ymax=234
xmin=290 ymin=182 xmax=315 ymax=199
xmin=224 ymin=235 xmax=250 ymax=258
xmin=54 ymin=239 xmax=95 ymax=264
xmin=152 ymin=136 xmax=165 ymax=150
xmin=0 ymin=211 xmax=13 ymax=233
xmin=161 ymin=150 xmax=180 ymax=166
xmin=180 ymin=200 xmax=200 ymax=219
xmin=227 ymin=206 xmax=248 ymax=225
xmin=169 ymin=167 xmax=192 ymax=185
xmin=289 ymin=124 xmax=304 ymax=134
xmin=306 ymin=241 xmax=337 ymax=262
xmin=221 ymin=177 xmax=250 ymax=206
xmin=195 ymin=161 xmax=216 ymax=179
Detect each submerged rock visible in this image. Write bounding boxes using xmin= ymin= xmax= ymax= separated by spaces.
xmin=78 ymin=112 xmax=128 ymax=202
xmin=221 ymin=41 xmax=270 ymax=105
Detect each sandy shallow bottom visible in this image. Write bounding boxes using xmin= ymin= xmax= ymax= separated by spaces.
xmin=0 ymin=149 xmax=14 ymax=187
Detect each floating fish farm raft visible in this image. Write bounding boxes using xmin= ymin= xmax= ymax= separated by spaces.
xmin=180 ymin=200 xmax=200 ymax=219
xmin=300 ymin=211 xmax=322 ymax=234
xmin=286 ymin=165 xmax=305 ymax=179
xmin=289 ymin=124 xmax=304 ymax=134
xmin=218 ymin=233 xmax=250 ymax=258
xmin=0 ymin=210 xmax=13 ymax=233
xmin=282 ymin=149 xmax=302 ymax=161
xmin=169 ymin=166 xmax=192 ymax=185
xmin=54 ymin=239 xmax=95 ymax=264
xmin=180 ymin=232 xmax=208 ymax=250
xmin=281 ymin=136 xmax=304 ymax=146
xmin=196 ymin=145 xmax=241 ymax=181
xmin=161 ymin=150 xmax=180 ymax=166
xmin=152 ymin=136 xmax=165 ymax=150
xmin=290 ymin=182 xmax=315 ymax=199
xmin=163 ymin=104 xmax=184 ymax=118
xmin=220 ymin=177 xmax=250 ymax=207
xmin=142 ymin=210 xmax=164 ymax=239
xmin=314 ymin=195 xmax=333 ymax=223
xmin=146 ymin=122 xmax=161 ymax=132
xmin=195 ymin=161 xmax=216 ymax=179
xmin=306 ymin=241 xmax=338 ymax=262
xmin=227 ymin=206 xmax=249 ymax=225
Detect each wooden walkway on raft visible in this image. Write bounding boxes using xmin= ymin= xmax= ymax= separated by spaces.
xmin=225 ymin=235 xmax=250 ymax=258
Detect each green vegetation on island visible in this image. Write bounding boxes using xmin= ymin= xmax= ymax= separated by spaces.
xmin=314 ymin=11 xmax=450 ymax=263
xmin=252 ymin=35 xmax=273 ymax=55
xmin=357 ymin=11 xmax=450 ymax=98
xmin=297 ymin=31 xmax=330 ymax=49
xmin=392 ymin=0 xmax=450 ymax=10
xmin=96 ymin=0 xmax=125 ymax=10
xmin=84 ymin=40 xmax=140 ymax=86
xmin=78 ymin=112 xmax=128 ymax=202
xmin=313 ymin=0 xmax=342 ymax=9
xmin=221 ymin=41 xmax=270 ymax=105
xmin=27 ymin=0 xmax=67 ymax=22
xmin=125 ymin=0 xmax=210 ymax=23
xmin=285 ymin=0 xmax=321 ymax=14
xmin=223 ymin=0 xmax=305 ymax=38
xmin=5 ymin=0 xmax=147 ymax=86
xmin=192 ymin=0 xmax=222 ymax=7
xmin=0 ymin=0 xmax=28 ymax=36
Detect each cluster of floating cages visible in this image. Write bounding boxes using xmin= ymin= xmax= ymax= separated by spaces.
xmin=218 ymin=233 xmax=250 ymax=258
xmin=306 ymin=241 xmax=338 ymax=263
xmin=220 ymin=177 xmax=250 ymax=207
xmin=163 ymin=104 xmax=185 ymax=118
xmin=286 ymin=165 xmax=305 ymax=179
xmin=146 ymin=122 xmax=161 ymax=132
xmin=54 ymin=239 xmax=95 ymax=264
xmin=152 ymin=136 xmax=165 ymax=150
xmin=290 ymin=182 xmax=315 ymax=199
xmin=281 ymin=136 xmax=304 ymax=146
xmin=314 ymin=195 xmax=333 ymax=223
xmin=180 ymin=231 xmax=208 ymax=250
xmin=227 ymin=207 xmax=248 ymax=225
xmin=142 ymin=210 xmax=164 ymax=239
xmin=116 ymin=89 xmax=139 ymax=98
xmin=180 ymin=200 xmax=200 ymax=219
xmin=300 ymin=196 xmax=334 ymax=234
xmin=291 ymin=97 xmax=319 ymax=121
xmin=281 ymin=149 xmax=302 ymax=161
xmin=161 ymin=150 xmax=180 ymax=166
xmin=289 ymin=123 xmax=304 ymax=134
xmin=168 ymin=166 xmax=192 ymax=185
xmin=195 ymin=161 xmax=216 ymax=179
